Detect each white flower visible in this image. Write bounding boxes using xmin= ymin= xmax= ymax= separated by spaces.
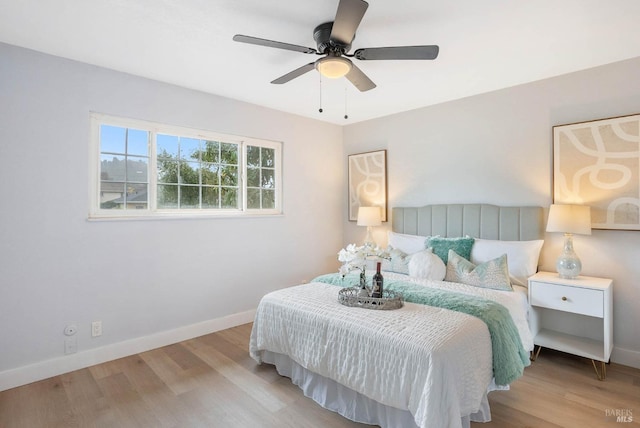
xmin=338 ymin=264 xmax=352 ymax=276
xmin=337 ymin=248 xmax=355 ymax=263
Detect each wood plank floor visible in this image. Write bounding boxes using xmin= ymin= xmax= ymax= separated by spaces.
xmin=1 ymin=323 xmax=638 ymax=428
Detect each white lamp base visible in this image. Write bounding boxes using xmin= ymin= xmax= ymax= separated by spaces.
xmin=556 ymin=233 xmax=582 ymax=279
xmin=363 ymin=226 xmax=375 ymax=247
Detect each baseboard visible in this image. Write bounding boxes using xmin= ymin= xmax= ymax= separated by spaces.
xmin=611 ymin=346 xmax=640 ymax=369
xmin=0 ymin=308 xmax=256 ymax=392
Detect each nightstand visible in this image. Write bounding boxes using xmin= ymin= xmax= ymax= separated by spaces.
xmin=528 ymin=271 xmax=613 ymax=380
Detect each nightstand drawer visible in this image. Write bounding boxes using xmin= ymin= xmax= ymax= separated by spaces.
xmin=530 ymin=281 xmax=603 ymax=318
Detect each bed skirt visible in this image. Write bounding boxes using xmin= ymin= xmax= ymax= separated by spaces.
xmin=261 ymin=350 xmax=493 ymax=428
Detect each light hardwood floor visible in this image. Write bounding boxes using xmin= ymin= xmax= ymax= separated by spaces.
xmin=1 ymin=323 xmax=638 ymax=428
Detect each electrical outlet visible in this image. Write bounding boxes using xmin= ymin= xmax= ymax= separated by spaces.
xmin=64 ymin=324 xmax=78 ymax=336
xmin=91 ymin=321 xmax=102 ymax=337
xmin=65 ymin=337 xmax=77 ymax=354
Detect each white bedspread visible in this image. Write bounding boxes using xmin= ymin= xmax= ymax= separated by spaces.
xmin=384 ymin=272 xmax=534 ymax=352
xmin=250 ymin=282 xmax=495 ymax=428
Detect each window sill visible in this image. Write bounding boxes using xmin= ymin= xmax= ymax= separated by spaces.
xmin=87 ymin=211 xmax=284 ymax=222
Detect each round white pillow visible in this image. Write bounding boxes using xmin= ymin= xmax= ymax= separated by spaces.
xmin=409 ymin=249 xmax=446 ymax=281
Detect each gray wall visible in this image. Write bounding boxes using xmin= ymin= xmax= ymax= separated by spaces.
xmin=0 ymin=43 xmax=344 ymax=385
xmin=343 ymin=57 xmax=640 ymax=367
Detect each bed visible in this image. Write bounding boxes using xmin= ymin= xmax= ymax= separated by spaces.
xmin=250 ymin=204 xmax=544 ymax=428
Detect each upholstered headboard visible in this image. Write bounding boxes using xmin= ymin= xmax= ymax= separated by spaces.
xmin=392 ymin=204 xmax=544 ymax=241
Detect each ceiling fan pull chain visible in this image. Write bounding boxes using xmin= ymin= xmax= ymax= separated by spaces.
xmin=318 ymin=75 xmax=323 ymax=113
xmin=344 ymin=87 xmax=349 ymax=119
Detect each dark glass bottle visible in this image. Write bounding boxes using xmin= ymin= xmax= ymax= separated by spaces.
xmin=371 ymin=262 xmax=383 ymax=298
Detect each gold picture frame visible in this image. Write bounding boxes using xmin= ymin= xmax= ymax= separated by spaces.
xmin=348 ymin=150 xmax=387 ymax=222
xmin=553 ymin=113 xmax=640 ymax=230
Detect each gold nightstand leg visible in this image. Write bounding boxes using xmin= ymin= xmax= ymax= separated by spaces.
xmin=530 ymin=346 xmax=542 ymax=361
xmin=591 ymin=360 xmax=606 ymax=381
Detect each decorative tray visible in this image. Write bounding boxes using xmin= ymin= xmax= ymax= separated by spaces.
xmin=338 ymin=287 xmax=404 ymax=310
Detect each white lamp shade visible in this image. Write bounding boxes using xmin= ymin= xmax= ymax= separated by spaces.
xmin=546 ymin=204 xmax=592 ymax=235
xmin=357 ymin=206 xmax=382 ymax=227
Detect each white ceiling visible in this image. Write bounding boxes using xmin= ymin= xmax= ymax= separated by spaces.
xmin=1 ymin=0 xmax=640 ymax=125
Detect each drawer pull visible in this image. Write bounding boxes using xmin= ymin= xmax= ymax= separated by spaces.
xmin=562 ymin=296 xmax=568 ymax=301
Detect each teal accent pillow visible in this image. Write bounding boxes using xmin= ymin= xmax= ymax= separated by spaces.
xmin=445 ymin=250 xmax=513 ymax=291
xmin=426 ymin=236 xmax=475 ymax=264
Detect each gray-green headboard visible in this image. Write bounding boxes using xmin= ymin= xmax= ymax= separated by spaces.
xmin=392 ymin=204 xmax=544 ymax=241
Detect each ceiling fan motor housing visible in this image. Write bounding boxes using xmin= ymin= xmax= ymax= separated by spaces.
xmin=314 ymin=22 xmax=351 ymax=54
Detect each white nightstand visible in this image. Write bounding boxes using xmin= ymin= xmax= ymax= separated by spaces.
xmin=528 ymin=271 xmax=613 ymax=380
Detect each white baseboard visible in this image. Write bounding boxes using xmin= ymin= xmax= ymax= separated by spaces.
xmin=0 ymin=309 xmax=256 ymax=392
xmin=3 ymin=311 xmax=636 ymax=393
xmin=611 ymin=346 xmax=640 ymax=369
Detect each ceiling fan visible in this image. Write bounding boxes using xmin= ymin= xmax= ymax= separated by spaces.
xmin=233 ymin=0 xmax=439 ymax=92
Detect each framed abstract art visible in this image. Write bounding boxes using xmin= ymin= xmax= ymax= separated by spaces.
xmin=348 ymin=150 xmax=387 ymax=222
xmin=553 ymin=113 xmax=640 ymax=230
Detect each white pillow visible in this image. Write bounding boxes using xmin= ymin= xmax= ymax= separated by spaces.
xmin=387 ymin=231 xmax=427 ymax=255
xmin=409 ymin=249 xmax=446 ymax=281
xmin=380 ymin=246 xmax=411 ymax=275
xmin=470 ymin=239 xmax=544 ymax=287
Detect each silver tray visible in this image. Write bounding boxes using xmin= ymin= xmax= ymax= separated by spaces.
xmin=338 ymin=287 xmax=404 ymax=310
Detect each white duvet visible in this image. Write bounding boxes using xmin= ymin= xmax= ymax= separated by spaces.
xmin=250 ymin=279 xmax=532 ymax=428
xmin=385 ymin=272 xmax=534 ymax=352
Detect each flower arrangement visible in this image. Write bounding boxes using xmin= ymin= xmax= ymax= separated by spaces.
xmin=337 ymin=243 xmax=389 ymax=278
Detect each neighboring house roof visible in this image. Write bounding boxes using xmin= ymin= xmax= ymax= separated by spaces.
xmin=110 ymin=191 xmax=148 ymax=204
xmin=100 ymin=182 xmax=125 ymax=193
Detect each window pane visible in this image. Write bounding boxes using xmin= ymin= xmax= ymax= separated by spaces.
xmin=247 ymin=188 xmax=260 ymax=209
xmin=262 ymin=147 xmax=275 ymax=168
xmin=262 ymin=189 xmax=275 ymax=209
xmin=261 ymin=169 xmax=274 ymax=188
xmin=202 ymin=141 xmax=219 ymax=163
xmin=101 ymin=155 xmax=126 ymax=181
xmin=125 ymin=183 xmax=148 ymax=209
xmin=247 ymin=145 xmax=260 ymax=167
xmin=220 ymin=165 xmax=238 ymax=186
xmin=221 ymin=187 xmax=238 ymax=209
xmin=100 ymin=181 xmax=124 ymax=209
xmin=157 ymin=184 xmax=178 ymax=208
xmin=158 ymin=159 xmax=179 ymax=184
xmin=220 ymin=143 xmax=238 ymax=165
xmin=180 ymin=137 xmax=200 ymax=161
xmin=202 ymin=187 xmax=219 ymax=208
xmin=247 ymin=167 xmax=260 ymax=187
xmin=127 ymin=129 xmax=148 ymax=156
xmin=201 ymin=163 xmax=219 ymax=185
xmin=179 ymin=162 xmax=199 ymax=185
xmin=126 ymin=156 xmax=148 ymax=183
xmin=180 ymin=185 xmax=199 ymax=208
xmin=100 ymin=125 xmax=126 ymax=154
xmin=157 ymin=134 xmax=179 ymax=159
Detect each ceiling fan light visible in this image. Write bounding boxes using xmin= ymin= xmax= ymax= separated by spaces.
xmin=316 ymin=56 xmax=352 ymax=78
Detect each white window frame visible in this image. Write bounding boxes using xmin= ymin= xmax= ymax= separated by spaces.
xmin=89 ymin=113 xmax=283 ymax=219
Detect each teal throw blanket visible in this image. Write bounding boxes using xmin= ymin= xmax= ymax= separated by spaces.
xmin=313 ymin=272 xmax=530 ymax=386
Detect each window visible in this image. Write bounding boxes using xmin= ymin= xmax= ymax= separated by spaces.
xmin=90 ymin=113 xmax=282 ymax=218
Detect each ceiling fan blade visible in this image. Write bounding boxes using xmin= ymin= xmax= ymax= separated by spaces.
xmin=354 ymin=45 xmax=439 ymax=60
xmin=271 ymin=63 xmax=316 ymax=84
xmin=330 ymin=0 xmax=369 ymax=46
xmin=233 ymin=34 xmax=317 ymax=54
xmin=345 ymin=63 xmax=376 ymax=92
